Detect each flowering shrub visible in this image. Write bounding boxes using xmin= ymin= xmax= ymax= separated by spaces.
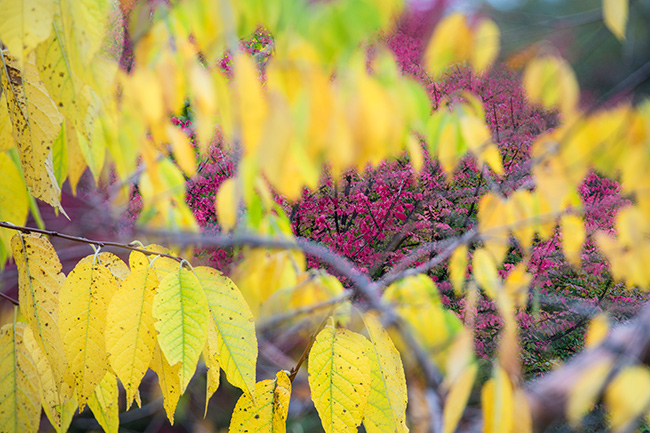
xmin=117 ymin=17 xmax=646 ymax=379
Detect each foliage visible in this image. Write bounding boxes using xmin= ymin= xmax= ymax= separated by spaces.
xmin=1 ymin=0 xmax=649 ymax=433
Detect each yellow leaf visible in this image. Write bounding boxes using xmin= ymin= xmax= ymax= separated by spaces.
xmin=203 ymin=319 xmax=220 ymax=417
xmin=0 ymin=94 xmax=15 ymax=151
xmin=129 ymin=244 xmax=179 ymax=279
xmin=0 ymin=154 xmax=29 ymax=251
xmin=472 ymin=248 xmax=500 ymax=299
xmin=11 ymin=233 xmax=68 ymax=395
xmin=22 ymin=325 xmax=75 ymax=432
xmin=585 ymin=313 xmax=609 ymax=348
xmin=216 ymin=177 xmax=238 ymax=232
xmin=64 ymin=121 xmax=87 ymax=194
xmin=0 ymin=321 xmax=41 ymax=433
xmin=229 ymin=370 xmax=292 ymax=433
xmin=59 ymin=257 xmax=117 ymax=409
xmin=603 ymin=0 xmax=628 ymax=41
xmin=78 ymin=251 xmax=129 ymax=281
xmin=481 ymin=365 xmax=514 ymax=433
xmin=471 ymin=19 xmax=500 ymax=73
xmin=478 ymin=192 xmax=509 ymax=264
xmin=443 ymin=363 xmax=477 ymax=433
xmin=232 ymin=52 xmax=268 ymax=155
xmin=566 ymin=359 xmax=612 ymax=425
xmin=480 ymin=144 xmax=504 ymax=175
xmin=289 ymin=272 xmax=344 ymax=311
xmin=195 ymin=266 xmax=258 ymax=399
xmin=88 ymin=372 xmax=119 ymax=433
xmin=605 ymin=366 xmax=650 ymax=432
xmin=105 ymin=266 xmax=158 ymax=409
xmin=561 ymin=214 xmax=585 ymax=268
xmin=424 ymin=13 xmax=472 ymax=76
xmin=150 ymin=343 xmax=182 ymax=424
xmin=153 ymin=266 xmax=208 ymax=392
xmin=61 ymin=0 xmax=112 ymax=66
xmin=503 ymin=262 xmax=530 ymax=309
xmin=166 ymin=122 xmax=196 ymax=176
xmin=1 ymin=52 xmax=63 ymax=206
xmin=0 ymin=0 xmax=54 ymax=67
xmin=449 ymin=245 xmax=468 ymax=296
xmin=523 ymin=55 xmax=579 ymax=116
xmin=308 ymin=325 xmax=372 ymax=433
xmin=362 ymin=312 xmax=409 ymax=433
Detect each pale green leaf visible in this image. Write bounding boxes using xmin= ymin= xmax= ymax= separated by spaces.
xmin=195 ymin=266 xmax=258 ymax=398
xmin=152 ymin=266 xmax=208 ymax=392
xmin=88 ymin=372 xmax=119 ymax=433
xmin=362 ymin=312 xmax=409 ymax=433
xmin=0 ymin=321 xmax=41 ymax=433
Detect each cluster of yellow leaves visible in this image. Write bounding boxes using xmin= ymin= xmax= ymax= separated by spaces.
xmin=424 ymin=13 xmax=500 ymax=76
xmin=2 ymin=233 xmax=259 ymax=432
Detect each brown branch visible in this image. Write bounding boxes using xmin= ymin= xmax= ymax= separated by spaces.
xmin=0 ymin=221 xmax=184 ymax=264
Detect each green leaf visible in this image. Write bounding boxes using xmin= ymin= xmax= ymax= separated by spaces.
xmin=195 ymin=266 xmax=258 ymax=399
xmin=152 ymin=266 xmax=208 ymax=392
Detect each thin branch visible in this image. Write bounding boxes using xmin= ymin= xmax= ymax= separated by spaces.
xmin=0 ymin=292 xmax=18 ymax=306
xmin=0 ymin=221 xmax=184 ymax=264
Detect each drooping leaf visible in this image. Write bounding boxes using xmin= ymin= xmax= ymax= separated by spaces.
xmin=1 ymin=51 xmax=63 ymax=206
xmin=362 ymin=312 xmax=408 ymax=433
xmin=0 ymin=321 xmax=41 ymax=433
xmin=22 ymin=324 xmax=75 ymax=432
xmin=481 ymin=365 xmax=514 ymax=433
xmin=105 ymin=265 xmax=158 ymax=409
xmin=195 ymin=266 xmax=258 ymax=399
xmin=605 ymin=366 xmax=650 ymax=432
xmin=152 ymin=266 xmax=208 ymax=392
xmin=229 ymin=370 xmax=292 ymax=433
xmin=216 ymin=177 xmax=238 ymax=232
xmin=150 ymin=343 xmax=182 ymax=425
xmin=203 ymin=320 xmax=220 ymax=416
xmin=603 ymin=0 xmax=628 ymax=41
xmin=59 ymin=257 xmax=117 ymax=409
xmin=308 ymin=325 xmax=372 ymax=433
xmin=88 ymin=372 xmax=119 ymax=433
xmin=443 ymin=363 xmax=478 ymax=433
xmin=523 ymin=55 xmax=579 ymax=116
xmin=11 ymin=233 xmax=68 ymax=394
xmin=423 ymin=13 xmax=471 ymax=76
xmin=471 ymin=19 xmax=500 ymax=73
